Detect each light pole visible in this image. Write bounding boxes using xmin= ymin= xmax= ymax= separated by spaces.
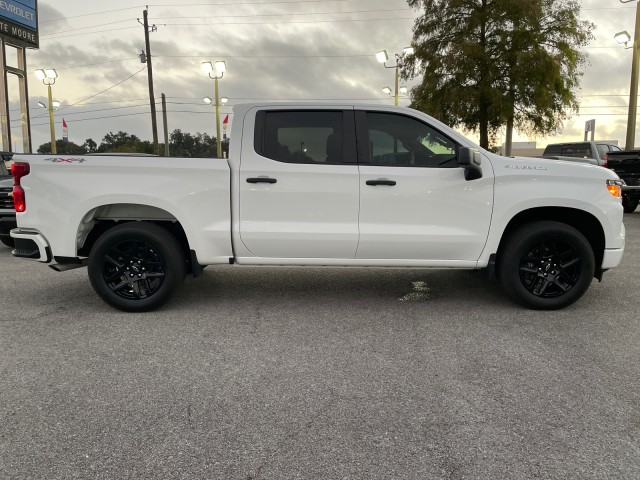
xmin=376 ymin=47 xmax=413 ymax=106
xmin=34 ymin=68 xmax=58 ymax=154
xmin=201 ymin=60 xmax=227 ymax=158
xmin=618 ymin=0 xmax=640 ymax=149
xmin=204 ymin=95 xmax=228 ymax=155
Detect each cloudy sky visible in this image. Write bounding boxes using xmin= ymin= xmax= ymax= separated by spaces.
xmin=1 ymin=0 xmax=636 ymax=152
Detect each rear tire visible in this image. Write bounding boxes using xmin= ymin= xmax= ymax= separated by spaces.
xmin=88 ymin=222 xmax=186 ymax=312
xmin=0 ymin=236 xmax=14 ymax=248
xmin=497 ymin=221 xmax=595 ymax=310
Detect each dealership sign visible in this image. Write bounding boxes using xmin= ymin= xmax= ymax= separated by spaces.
xmin=0 ymin=0 xmax=38 ymax=48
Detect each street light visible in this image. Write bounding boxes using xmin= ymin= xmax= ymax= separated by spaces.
xmin=375 ymin=47 xmax=413 ymax=106
xmin=201 ymin=60 xmax=227 ymax=158
xmin=382 ymin=85 xmax=408 ymax=100
xmin=37 ymin=100 xmax=60 ymax=109
xmin=34 ymin=68 xmax=58 ymax=154
xmin=619 ymin=0 xmax=640 ymax=149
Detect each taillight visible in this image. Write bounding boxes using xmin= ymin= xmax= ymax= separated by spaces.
xmin=603 ymin=153 xmax=608 ymax=168
xmin=12 ymin=162 xmax=30 ymax=212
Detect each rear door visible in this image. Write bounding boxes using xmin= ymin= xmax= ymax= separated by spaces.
xmin=355 ymin=110 xmax=494 ymax=262
xmin=238 ymin=108 xmax=360 ymax=259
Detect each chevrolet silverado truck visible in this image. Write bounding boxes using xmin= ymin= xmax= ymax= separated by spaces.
xmin=605 ymin=150 xmax=640 ymax=213
xmin=10 ymin=104 xmax=626 ymax=312
xmin=541 ymin=141 xmax=621 ymax=166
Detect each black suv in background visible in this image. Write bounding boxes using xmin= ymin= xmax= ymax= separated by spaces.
xmin=0 ymin=152 xmax=15 ymax=248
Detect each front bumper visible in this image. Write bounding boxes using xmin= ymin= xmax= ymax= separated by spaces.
xmin=10 ymin=228 xmax=52 ymax=262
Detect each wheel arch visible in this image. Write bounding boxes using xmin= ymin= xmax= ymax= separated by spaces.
xmin=76 ymin=203 xmax=191 ymax=265
xmin=496 ymin=207 xmax=605 ymax=277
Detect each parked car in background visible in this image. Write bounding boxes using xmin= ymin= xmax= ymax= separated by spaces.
xmin=0 ymin=152 xmax=16 ymax=248
xmin=541 ymin=141 xmax=621 ymax=166
xmin=606 ymin=150 xmax=640 ymax=213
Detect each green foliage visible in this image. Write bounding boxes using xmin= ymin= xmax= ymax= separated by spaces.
xmin=98 ymin=131 xmax=154 ymax=154
xmin=36 ymin=140 xmax=87 ymax=154
xmin=37 ymin=130 xmax=229 ymax=157
xmin=404 ymin=0 xmax=594 ymax=149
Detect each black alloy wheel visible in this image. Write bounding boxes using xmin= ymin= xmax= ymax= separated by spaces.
xmin=497 ymin=221 xmax=595 ymax=310
xmin=88 ymin=222 xmax=186 ymax=312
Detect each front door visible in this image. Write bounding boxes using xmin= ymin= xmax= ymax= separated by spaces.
xmin=356 ymin=110 xmax=494 ymax=262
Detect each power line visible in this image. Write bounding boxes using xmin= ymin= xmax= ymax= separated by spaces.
xmin=56 ymin=58 xmax=140 ymax=71
xmin=149 ymin=7 xmax=412 ymax=21
xmin=40 ymin=0 xmax=351 ymax=24
xmin=60 ymin=67 xmax=147 ymax=110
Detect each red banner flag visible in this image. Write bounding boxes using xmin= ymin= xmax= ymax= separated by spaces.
xmin=62 ymin=118 xmax=68 ymax=142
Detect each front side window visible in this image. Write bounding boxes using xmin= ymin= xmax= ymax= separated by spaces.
xmin=365 ymin=112 xmax=457 ymax=167
xmin=258 ymin=111 xmax=343 ymax=164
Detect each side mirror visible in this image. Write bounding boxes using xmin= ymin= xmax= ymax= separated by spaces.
xmin=458 ymin=147 xmax=483 ymax=181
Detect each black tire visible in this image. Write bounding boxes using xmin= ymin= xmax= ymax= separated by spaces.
xmin=622 ymin=195 xmax=639 ymax=214
xmin=0 ymin=236 xmax=14 ymax=248
xmin=497 ymin=221 xmax=595 ymax=310
xmin=88 ymin=222 xmax=186 ymax=312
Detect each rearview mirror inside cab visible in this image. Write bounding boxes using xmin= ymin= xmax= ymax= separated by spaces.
xmin=458 ymin=147 xmax=482 ymax=181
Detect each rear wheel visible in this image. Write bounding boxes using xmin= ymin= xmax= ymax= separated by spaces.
xmin=0 ymin=236 xmax=14 ymax=248
xmin=88 ymin=222 xmax=186 ymax=312
xmin=497 ymin=221 xmax=595 ymax=310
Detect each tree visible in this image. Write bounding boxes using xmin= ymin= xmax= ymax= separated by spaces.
xmin=169 ymin=129 xmax=228 ymax=157
xmin=83 ymin=138 xmax=98 ymax=153
xmin=37 ymin=140 xmax=87 ymax=154
xmin=98 ymin=131 xmax=154 ymax=154
xmin=404 ymin=0 xmax=594 ymax=150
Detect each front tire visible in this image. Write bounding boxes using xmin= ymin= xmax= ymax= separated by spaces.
xmin=88 ymin=222 xmax=186 ymax=312
xmin=623 ymin=195 xmax=639 ymax=214
xmin=497 ymin=221 xmax=595 ymax=310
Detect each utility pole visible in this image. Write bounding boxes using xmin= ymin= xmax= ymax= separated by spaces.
xmin=161 ymin=93 xmax=169 ymax=156
xmin=139 ymin=8 xmax=159 ymax=155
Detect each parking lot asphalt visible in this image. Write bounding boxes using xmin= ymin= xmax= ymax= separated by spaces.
xmin=1 ymin=214 xmax=640 ymax=479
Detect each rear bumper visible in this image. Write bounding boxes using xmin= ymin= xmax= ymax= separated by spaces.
xmin=10 ymin=228 xmax=51 ymax=262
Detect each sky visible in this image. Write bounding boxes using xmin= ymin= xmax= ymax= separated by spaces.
xmin=1 ymin=0 xmax=637 ymax=152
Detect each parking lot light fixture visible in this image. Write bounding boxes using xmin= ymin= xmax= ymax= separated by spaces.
xmin=382 ymin=86 xmax=392 ymax=95
xmin=376 ymin=50 xmax=389 ymax=63
xmin=375 ymin=47 xmax=413 ymax=106
xmin=616 ymin=30 xmax=632 ymax=47
xmin=202 ymin=60 xmax=227 ymax=158
xmin=35 ymin=68 xmax=59 ymax=154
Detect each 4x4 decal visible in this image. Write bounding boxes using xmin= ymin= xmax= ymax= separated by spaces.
xmin=44 ymin=157 xmax=86 ymax=163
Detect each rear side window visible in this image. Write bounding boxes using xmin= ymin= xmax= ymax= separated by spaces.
xmin=560 ymin=143 xmax=592 ymax=158
xmin=596 ymin=144 xmax=609 ymax=158
xmin=255 ymin=111 xmax=344 ymax=164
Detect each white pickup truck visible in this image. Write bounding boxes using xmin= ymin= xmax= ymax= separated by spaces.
xmin=10 ymin=104 xmax=626 ymax=311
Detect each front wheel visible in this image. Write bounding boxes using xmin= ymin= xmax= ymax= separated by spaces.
xmin=88 ymin=222 xmax=186 ymax=312
xmin=622 ymin=195 xmax=639 ymax=214
xmin=497 ymin=221 xmax=595 ymax=310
